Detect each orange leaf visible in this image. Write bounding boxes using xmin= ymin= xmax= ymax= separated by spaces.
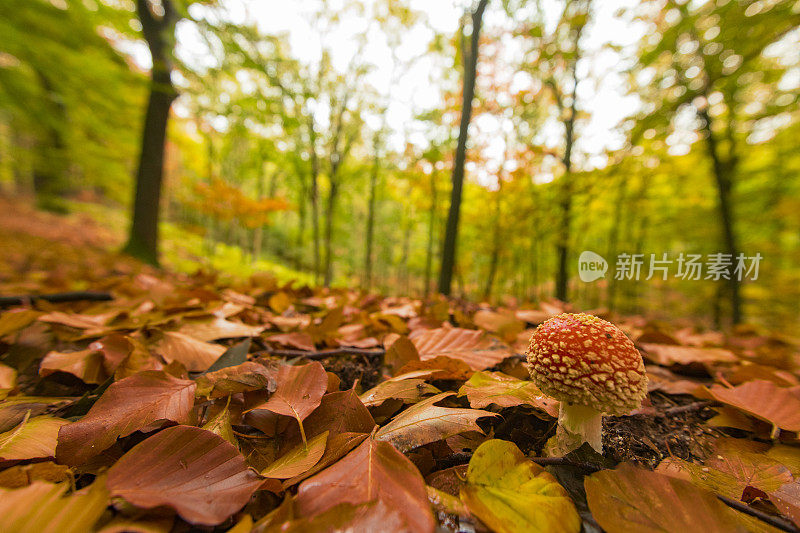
xmin=107 ymin=425 xmax=262 ymax=526
xmin=704 ymin=380 xmax=800 ymax=432
xmin=410 ymin=327 xmax=512 ymax=370
xmin=153 ymin=331 xmax=226 ymax=372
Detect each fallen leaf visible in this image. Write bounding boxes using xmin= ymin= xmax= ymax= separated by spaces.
xmin=0 ymin=477 xmax=108 ymax=533
xmin=278 ymin=389 xmax=375 ymax=448
xmin=203 ymin=338 xmax=252 ymax=374
xmin=250 ymin=362 xmax=327 ymax=442
xmin=0 ymin=414 xmax=69 ymax=462
xmin=96 ymin=516 xmax=174 ymax=533
xmin=266 ymin=332 xmax=315 ymax=351
xmin=458 ymin=371 xmax=559 ymax=416
xmin=704 ymin=380 xmax=800 ymax=432
xmin=0 ymin=309 xmax=41 ymax=338
xmin=268 ymin=292 xmax=292 ymax=314
xmin=0 ymin=363 xmax=17 ymax=398
xmin=359 ymin=378 xmax=440 ymax=407
xmin=107 ymin=425 xmax=262 ymax=526
xmin=770 ymin=481 xmax=800 ymax=527
xmin=0 ymin=461 xmax=72 ymax=488
xmin=0 ymin=396 xmax=73 ymax=433
xmin=384 ymin=336 xmax=421 ymax=373
xmin=56 ymin=370 xmax=196 ymax=465
xmin=282 ymin=432 xmax=368 ymax=487
xmin=39 ymin=348 xmax=107 ymax=384
xmin=195 ymin=361 xmax=277 ymax=398
xmin=177 ymin=317 xmax=262 ymax=342
xmin=640 ymin=343 xmax=738 ymax=366
xmin=262 ymin=431 xmax=328 ymax=479
xmin=460 ymin=439 xmax=580 ymax=533
xmin=152 ymin=332 xmax=226 ymax=372
xmin=473 ymin=310 xmax=525 ymax=343
xmin=296 ymin=437 xmax=435 ymax=533
xmin=375 ymin=392 xmax=498 ymax=452
xmin=201 ymin=402 xmax=236 ymax=446
xmin=767 ymin=445 xmax=800 ymax=477
xmin=410 ymin=327 xmax=513 ymax=370
xmin=585 ymin=463 xmax=746 ymax=532
xmin=397 ymin=356 xmax=474 ymax=381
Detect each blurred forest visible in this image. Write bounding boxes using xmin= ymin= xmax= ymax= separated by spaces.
xmin=0 ymin=0 xmax=798 ymax=334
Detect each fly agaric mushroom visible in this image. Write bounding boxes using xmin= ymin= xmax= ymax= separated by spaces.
xmin=526 ymin=313 xmax=647 ymax=455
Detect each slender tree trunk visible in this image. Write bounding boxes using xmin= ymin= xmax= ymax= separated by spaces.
xmin=438 ymin=0 xmax=489 ymax=296
xmin=323 ymin=179 xmax=337 ymax=287
xmin=424 ymin=169 xmax=438 ymax=297
xmin=31 ymin=71 xmax=68 ymax=209
xmin=483 ymin=183 xmax=503 ymax=301
xmin=606 ymin=176 xmax=627 ymax=311
xmin=363 ymin=150 xmax=379 ymax=290
xmin=309 ymin=127 xmax=321 ymax=284
xmin=699 ymin=108 xmax=741 ymax=324
xmin=124 ymin=0 xmax=177 ymax=266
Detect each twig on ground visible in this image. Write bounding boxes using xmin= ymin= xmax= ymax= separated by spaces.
xmin=257 ymin=347 xmax=385 ymax=360
xmin=658 ymin=400 xmax=718 ymax=417
xmin=0 ymin=291 xmax=113 ymax=307
xmin=717 ymin=495 xmax=799 ymax=533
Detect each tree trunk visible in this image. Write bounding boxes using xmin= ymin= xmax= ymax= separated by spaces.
xmin=438 ymin=0 xmax=489 ymax=296
xmin=123 ymin=0 xmax=177 ymax=266
xmin=309 ymin=130 xmax=321 ymax=284
xmin=363 ymin=150 xmax=379 ymax=290
xmin=699 ymin=108 xmax=741 ymax=324
xmin=483 ymin=182 xmax=503 ymax=301
xmin=606 ymin=176 xmax=627 ymax=311
xmin=424 ymin=169 xmax=438 ymax=297
xmin=323 ymin=179 xmax=338 ymax=287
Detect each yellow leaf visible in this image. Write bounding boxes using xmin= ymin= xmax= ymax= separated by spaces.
xmin=263 ymin=431 xmax=328 ymax=479
xmin=459 ymin=439 xmax=580 ymax=533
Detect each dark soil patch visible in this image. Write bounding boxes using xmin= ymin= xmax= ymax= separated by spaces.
xmin=603 ymin=393 xmax=722 ymax=467
xmin=321 ymin=353 xmax=382 ymax=391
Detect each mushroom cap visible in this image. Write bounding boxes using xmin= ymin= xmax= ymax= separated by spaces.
xmin=526 ymin=313 xmax=647 ymax=415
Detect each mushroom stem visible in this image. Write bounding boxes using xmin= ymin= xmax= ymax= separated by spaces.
xmin=556 ymin=403 xmax=603 ymax=454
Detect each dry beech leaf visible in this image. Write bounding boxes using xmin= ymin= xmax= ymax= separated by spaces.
xmin=0 ymin=396 xmax=73 ymax=433
xmin=767 ymin=445 xmax=800 ymax=477
xmin=770 ymin=482 xmax=800 ymax=527
xmin=0 ymin=309 xmax=41 ymax=338
xmin=460 ymin=439 xmax=580 ymax=533
xmin=107 ymin=425 xmax=262 ymax=526
xmin=0 ymin=477 xmax=109 ymax=533
xmin=640 ymin=343 xmax=738 ymax=366
xmin=397 ymin=356 xmax=475 ymax=381
xmin=0 ymin=462 xmax=72 ymax=488
xmin=0 ymin=414 xmax=69 ymax=462
xmin=0 ymin=363 xmax=18 ymax=398
xmin=201 ymin=402 xmax=236 ymax=446
xmin=282 ymin=432 xmax=368 ymax=488
xmin=375 ymin=392 xmax=498 ymax=452
xmin=275 ymin=500 xmax=408 ymax=533
xmin=56 ymin=370 xmax=196 ymax=465
xmin=657 ymin=452 xmax=792 ymax=502
xmin=39 ymin=348 xmax=107 ymax=384
xmin=585 ymin=463 xmax=746 ymax=533
xmin=195 ymin=361 xmax=277 ymax=398
xmin=295 ymin=437 xmax=435 ymax=533
xmin=278 ymin=390 xmax=375 ymax=450
xmin=458 ymin=371 xmax=559 ymax=416
xmin=95 ymin=516 xmax=174 ymax=533
xmin=250 ymin=361 xmax=327 ymax=442
xmin=384 ymin=335 xmax=421 ymax=373
xmin=703 ymin=380 xmax=800 ymax=432
xmin=359 ymin=378 xmax=440 ymax=407
xmin=38 ymin=310 xmax=117 ymax=331
xmin=152 ymin=331 xmax=226 ymax=372
xmin=266 ymin=332 xmax=315 ymax=351
xmin=473 ymin=310 xmax=525 ymax=343
xmin=176 ymin=317 xmax=262 ymax=342
xmin=409 ymin=327 xmax=513 ymax=370
xmin=262 ymin=431 xmax=328 ymax=479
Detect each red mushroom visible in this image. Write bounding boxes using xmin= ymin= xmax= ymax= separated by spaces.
xmin=526 ymin=313 xmax=647 ymax=455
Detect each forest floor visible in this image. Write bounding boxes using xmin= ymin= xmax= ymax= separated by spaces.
xmin=1 ymin=197 xmax=800 ymax=532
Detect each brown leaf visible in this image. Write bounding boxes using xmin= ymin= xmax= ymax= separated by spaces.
xmin=410 ymin=327 xmax=513 ymax=370
xmin=282 ymin=432 xmax=368 ymax=487
xmin=176 ymin=317 xmax=262 ymax=342
xmin=0 ymin=477 xmax=108 ymax=533
xmin=473 ymin=310 xmax=525 ymax=343
xmin=640 ymin=343 xmax=738 ymax=366
xmin=397 ymin=356 xmax=474 ymax=381
xmin=585 ymin=463 xmax=747 ymax=532
xmin=375 ymin=392 xmax=498 ymax=452
xmin=0 ymin=396 xmax=73 ymax=433
xmin=458 ymin=371 xmax=559 ymax=416
xmin=250 ymin=362 xmax=327 ymax=439
xmin=152 ymin=331 xmax=226 ymax=372
xmin=0 ymin=414 xmax=69 ymax=462
xmin=0 ymin=309 xmax=41 ymax=338
xmin=296 ymin=437 xmax=435 ymax=533
xmin=279 ymin=389 xmax=375 ymax=448
xmin=39 ymin=348 xmax=107 ymax=384
xmin=771 ymin=482 xmax=800 ymax=528
xmin=56 ymin=370 xmax=196 ymax=465
xmin=359 ymin=377 xmax=440 ymax=407
xmin=262 ymin=431 xmax=328 ymax=479
xmin=0 ymin=462 xmax=72 ymax=488
xmin=266 ymin=332 xmax=315 ymax=351
xmin=195 ymin=361 xmax=277 ymax=398
xmin=107 ymin=425 xmax=262 ymax=526
xmin=704 ymin=380 xmax=800 ymax=432
xmin=384 ymin=335 xmax=421 ymax=373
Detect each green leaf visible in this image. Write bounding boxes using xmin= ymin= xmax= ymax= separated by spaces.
xmin=460 ymin=439 xmax=580 ymax=533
